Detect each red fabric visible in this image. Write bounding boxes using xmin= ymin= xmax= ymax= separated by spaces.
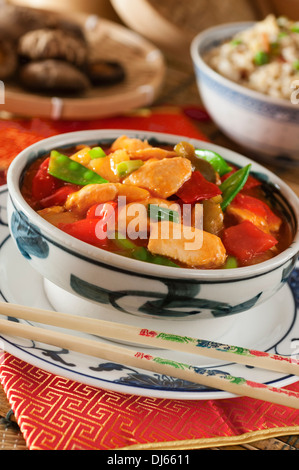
xmin=0 ymin=107 xmax=298 ymax=450
xmin=1 ymin=352 xmax=299 ymax=450
xmin=0 ymin=107 xmax=208 ymax=175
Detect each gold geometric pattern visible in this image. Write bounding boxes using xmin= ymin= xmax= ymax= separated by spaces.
xmin=1 ymin=351 xmax=299 ymax=450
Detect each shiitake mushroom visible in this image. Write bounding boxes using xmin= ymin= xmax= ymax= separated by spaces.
xmin=0 ymin=3 xmax=125 ymax=94
xmin=0 ymin=39 xmax=18 ymax=80
xmin=19 ymin=59 xmax=90 ymax=93
xmin=18 ymin=29 xmax=88 ymax=67
xmin=86 ymin=60 xmax=126 ymax=86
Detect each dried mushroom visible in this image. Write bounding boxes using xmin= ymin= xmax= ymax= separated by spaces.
xmin=0 ymin=3 xmax=125 ymax=96
xmin=20 ymin=60 xmax=90 ymax=93
xmin=87 ymin=60 xmax=126 ymax=86
xmin=0 ymin=40 xmax=18 ymax=80
xmin=19 ymin=29 xmax=88 ymax=67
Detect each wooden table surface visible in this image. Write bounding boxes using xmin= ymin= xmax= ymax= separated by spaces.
xmin=0 ymin=54 xmax=299 ymax=451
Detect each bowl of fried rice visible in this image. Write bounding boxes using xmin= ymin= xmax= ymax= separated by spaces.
xmin=191 ymin=15 xmax=299 ymax=166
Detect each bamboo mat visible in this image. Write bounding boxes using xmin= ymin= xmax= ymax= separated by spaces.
xmin=0 ymin=53 xmax=299 ymax=451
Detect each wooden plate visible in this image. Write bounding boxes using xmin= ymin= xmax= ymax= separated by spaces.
xmin=2 ymin=11 xmax=166 ymax=120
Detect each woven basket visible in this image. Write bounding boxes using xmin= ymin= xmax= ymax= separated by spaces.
xmin=111 ymin=0 xmax=261 ymax=55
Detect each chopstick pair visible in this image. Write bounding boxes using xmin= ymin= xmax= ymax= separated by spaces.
xmin=0 ymin=301 xmax=299 ymax=409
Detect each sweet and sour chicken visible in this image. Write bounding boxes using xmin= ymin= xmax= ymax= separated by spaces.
xmin=21 ymin=136 xmax=293 ymax=269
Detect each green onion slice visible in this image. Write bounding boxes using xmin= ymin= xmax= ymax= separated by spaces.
xmin=116 ymin=160 xmax=144 ymax=177
xmin=89 ymin=147 xmax=106 ymax=159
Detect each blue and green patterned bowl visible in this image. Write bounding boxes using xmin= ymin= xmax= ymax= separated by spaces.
xmin=6 ymin=130 xmax=299 ymax=320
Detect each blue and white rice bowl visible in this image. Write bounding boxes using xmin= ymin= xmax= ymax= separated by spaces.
xmin=6 ymin=129 xmax=299 ymax=323
xmin=191 ymin=22 xmax=299 ymax=166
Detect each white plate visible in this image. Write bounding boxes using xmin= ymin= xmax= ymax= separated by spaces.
xmin=0 ymin=186 xmax=298 ymax=400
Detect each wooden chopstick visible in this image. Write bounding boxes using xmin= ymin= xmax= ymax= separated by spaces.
xmin=0 ymin=302 xmax=298 ymax=376
xmin=0 ymin=315 xmax=299 ymax=409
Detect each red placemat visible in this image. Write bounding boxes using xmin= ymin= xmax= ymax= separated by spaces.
xmin=0 ymin=106 xmax=209 ymax=179
xmin=1 ymin=352 xmax=299 ymax=450
xmin=0 ymin=106 xmax=299 ymax=450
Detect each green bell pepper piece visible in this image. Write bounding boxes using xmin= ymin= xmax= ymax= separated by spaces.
xmin=220 ymin=164 xmax=251 ymax=211
xmin=48 ymin=150 xmax=108 ymax=185
xmin=114 ymin=232 xmax=136 ymax=250
xmin=149 ymin=255 xmax=179 ymax=268
xmin=89 ymin=147 xmax=106 ymax=159
xmin=148 ymin=204 xmax=180 ymax=224
xmin=114 ymin=232 xmax=150 ymax=261
xmin=174 ymin=142 xmax=216 ymax=182
xmin=114 ymin=232 xmax=179 ymax=267
xmin=195 ymin=149 xmax=232 ymax=176
xmin=223 ymin=256 xmax=238 ymax=269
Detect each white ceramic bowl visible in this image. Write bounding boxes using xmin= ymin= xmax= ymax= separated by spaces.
xmin=191 ymin=22 xmax=299 ymax=166
xmin=6 ymin=130 xmax=299 ymax=321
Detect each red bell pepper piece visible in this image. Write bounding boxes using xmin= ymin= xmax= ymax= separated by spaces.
xmin=230 ymin=194 xmax=281 ymax=230
xmin=176 ymin=171 xmax=222 ymax=204
xmin=60 ymin=201 xmax=118 ymax=246
xmin=222 ymin=166 xmax=261 ymax=191
xmin=86 ymin=201 xmax=117 ymax=236
xmin=86 ymin=201 xmax=117 ymax=220
xmin=86 ymin=203 xmax=101 ymax=219
xmin=222 ymin=220 xmax=278 ymax=262
xmin=32 ymin=158 xmax=62 ymax=200
xmin=39 ymin=185 xmax=80 ymax=208
xmin=59 ymin=218 xmax=108 ymax=246
xmin=244 ymin=176 xmax=261 ymax=190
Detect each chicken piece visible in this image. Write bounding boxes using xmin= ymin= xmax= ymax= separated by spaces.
xmin=89 ymin=155 xmax=116 ymax=182
xmin=111 ymin=135 xmax=151 ymax=152
xmin=111 ymin=135 xmax=176 ymax=160
xmin=114 ymin=184 xmax=150 ymax=203
xmin=70 ymin=147 xmax=91 ymax=166
xmin=129 ymin=148 xmax=177 ymax=161
xmin=64 ymin=183 xmax=150 ymax=215
xmin=124 ymin=157 xmax=192 ymax=199
xmin=38 ymin=206 xmax=79 ymax=227
xmin=88 ymin=150 xmax=130 ymax=183
xmin=226 ymin=206 xmax=271 ymax=233
xmin=110 ymin=150 xmax=131 ymax=176
xmin=65 ymin=183 xmax=118 ymax=215
xmin=148 ymin=221 xmax=226 ymax=268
